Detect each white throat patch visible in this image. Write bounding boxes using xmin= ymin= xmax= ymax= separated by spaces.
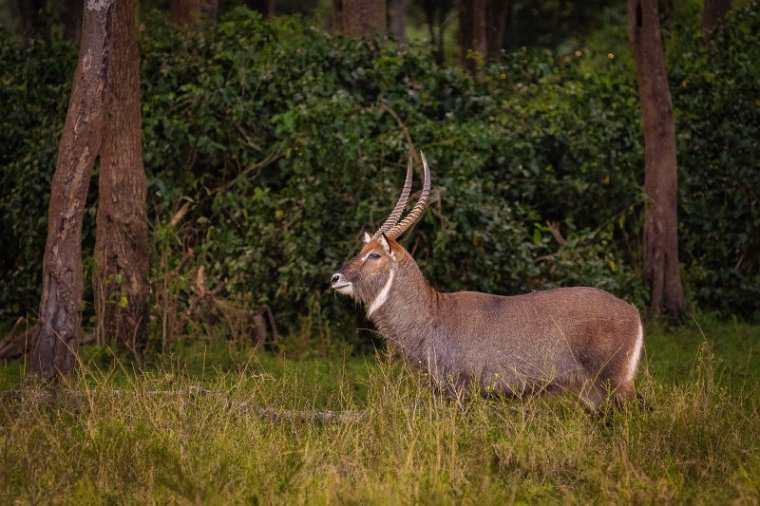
xmin=367 ymin=269 xmax=395 ymax=318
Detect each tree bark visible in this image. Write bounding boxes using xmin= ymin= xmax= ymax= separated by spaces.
xmin=458 ymin=0 xmax=486 ymax=71
xmin=702 ymin=0 xmax=731 ymax=39
xmin=93 ymin=0 xmax=148 ymax=351
xmin=628 ymin=0 xmax=688 ymax=321
xmin=8 ymin=0 xmax=84 ymax=41
xmin=420 ymin=0 xmax=452 ymax=65
xmin=332 ymin=0 xmax=387 ymax=38
xmin=62 ymin=0 xmax=84 ymax=40
xmin=391 ymin=0 xmax=407 ymax=42
xmin=29 ymin=0 xmax=115 ymax=378
xmin=170 ymin=0 xmax=219 ymax=27
xmin=485 ymin=0 xmax=510 ymax=61
xmin=10 ymin=0 xmax=48 ymax=42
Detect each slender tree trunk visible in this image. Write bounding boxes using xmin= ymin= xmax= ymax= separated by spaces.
xmin=333 ymin=0 xmax=387 ymax=38
xmin=11 ymin=0 xmax=47 ymax=42
xmin=29 ymin=0 xmax=115 ymax=378
xmin=423 ymin=2 xmax=440 ymax=64
xmin=332 ymin=0 xmax=341 ymax=33
xmin=628 ymin=0 xmax=688 ymax=321
xmin=702 ymin=0 xmax=731 ymax=39
xmin=458 ymin=0 xmax=486 ymax=71
xmin=93 ymin=0 xmax=148 ymax=352
xmin=485 ymin=0 xmax=509 ymax=61
xmin=9 ymin=0 xmax=84 ymax=41
xmin=62 ymin=0 xmax=84 ymax=40
xmin=435 ymin=6 xmax=448 ymax=64
xmin=420 ymin=0 xmax=451 ymax=65
xmin=170 ymin=0 xmax=219 ymax=27
xmin=392 ymin=0 xmax=407 ymax=42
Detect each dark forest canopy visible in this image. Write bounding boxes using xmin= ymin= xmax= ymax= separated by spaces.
xmin=0 ymin=2 xmax=758 ymax=351
xmin=0 ymin=0 xmax=673 ymax=57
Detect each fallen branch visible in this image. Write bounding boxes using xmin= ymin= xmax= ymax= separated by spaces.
xmin=218 ymin=150 xmax=281 ymax=193
xmin=0 ymin=317 xmax=34 ymax=360
xmin=380 ymin=100 xmax=416 ymax=155
xmin=546 ymin=221 xmax=566 ymax=246
xmin=0 ymin=387 xmax=366 ymax=423
xmin=187 ymin=265 xmax=278 ymax=348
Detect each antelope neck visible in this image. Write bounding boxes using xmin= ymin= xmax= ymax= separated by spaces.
xmin=367 ymin=269 xmax=395 ymax=318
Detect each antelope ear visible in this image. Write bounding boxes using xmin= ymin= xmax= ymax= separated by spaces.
xmin=378 ymin=234 xmax=392 ymax=254
xmin=363 ymin=232 xmax=372 ymax=244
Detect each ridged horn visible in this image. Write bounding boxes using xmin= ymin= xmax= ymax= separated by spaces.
xmin=373 ymin=153 xmax=414 ymax=239
xmin=385 ymin=151 xmax=431 ymax=240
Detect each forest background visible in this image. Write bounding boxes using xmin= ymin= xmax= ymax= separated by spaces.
xmin=1 ymin=0 xmax=758 ymax=355
xmin=0 ymin=0 xmax=759 ymax=503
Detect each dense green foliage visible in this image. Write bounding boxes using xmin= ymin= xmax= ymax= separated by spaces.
xmin=1 ymin=4 xmax=759 ymax=343
xmin=670 ymin=5 xmax=760 ymax=317
xmin=0 ymin=318 xmax=758 ymax=503
xmin=0 ymin=32 xmax=78 ymax=317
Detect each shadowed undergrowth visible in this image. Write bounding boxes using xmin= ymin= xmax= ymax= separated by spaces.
xmin=0 ymin=318 xmax=759 ymax=504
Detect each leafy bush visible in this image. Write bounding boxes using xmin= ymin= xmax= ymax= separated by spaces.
xmin=670 ymin=5 xmax=760 ymax=319
xmin=1 ymin=4 xmax=758 ymax=341
xmin=137 ymin=10 xmax=645 ymax=343
xmin=0 ymin=30 xmax=77 ymax=317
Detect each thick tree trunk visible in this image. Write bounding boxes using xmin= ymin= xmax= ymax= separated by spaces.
xmin=29 ymin=0 xmax=115 ymax=378
xmin=93 ymin=0 xmax=148 ymax=351
xmin=628 ymin=0 xmax=688 ymax=321
xmin=170 ymin=0 xmax=219 ymax=27
xmin=702 ymin=0 xmax=731 ymax=39
xmin=333 ymin=0 xmax=387 ymax=38
xmin=458 ymin=0 xmax=486 ymax=71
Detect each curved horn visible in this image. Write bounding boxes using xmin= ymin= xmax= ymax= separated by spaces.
xmin=386 ymin=151 xmax=431 ymax=240
xmin=373 ymin=153 xmax=414 ymax=238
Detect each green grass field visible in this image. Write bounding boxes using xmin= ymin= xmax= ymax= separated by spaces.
xmin=1 ymin=315 xmax=759 ymax=504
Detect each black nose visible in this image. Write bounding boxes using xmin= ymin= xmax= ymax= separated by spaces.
xmin=331 ymin=274 xmax=340 ymax=284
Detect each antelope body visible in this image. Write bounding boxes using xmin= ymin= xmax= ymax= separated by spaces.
xmin=331 ymin=153 xmax=643 ymax=408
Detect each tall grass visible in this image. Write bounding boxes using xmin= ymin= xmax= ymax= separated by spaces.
xmin=1 ymin=318 xmax=759 ymax=504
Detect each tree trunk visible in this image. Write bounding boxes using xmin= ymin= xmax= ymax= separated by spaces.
xmin=170 ymin=0 xmax=219 ymax=27
xmin=245 ymin=0 xmax=274 ymax=17
xmin=9 ymin=0 xmax=84 ymax=41
xmin=485 ymin=0 xmax=509 ymax=61
xmin=391 ymin=0 xmax=407 ymax=42
xmin=702 ymin=0 xmax=731 ymax=39
xmin=419 ymin=0 xmax=452 ymax=64
xmin=93 ymin=0 xmax=148 ymax=352
xmin=458 ymin=0 xmax=486 ymax=71
xmin=29 ymin=0 xmax=115 ymax=378
xmin=628 ymin=0 xmax=688 ymax=321
xmin=333 ymin=0 xmax=387 ymax=38
xmin=421 ymin=0 xmax=439 ymax=64
xmin=62 ymin=0 xmax=84 ymax=40
xmin=10 ymin=0 xmax=48 ymax=42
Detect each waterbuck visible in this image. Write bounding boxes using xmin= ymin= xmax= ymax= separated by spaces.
xmin=331 ymin=152 xmax=644 ymax=409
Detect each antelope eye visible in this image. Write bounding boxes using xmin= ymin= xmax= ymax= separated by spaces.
xmin=367 ymin=252 xmax=381 ymax=260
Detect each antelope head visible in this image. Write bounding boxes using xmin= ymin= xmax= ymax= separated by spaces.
xmin=330 ymin=152 xmax=431 ymax=315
